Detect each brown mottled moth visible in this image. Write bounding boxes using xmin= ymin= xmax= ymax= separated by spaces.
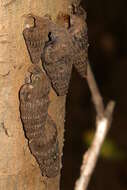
xmin=41 ymin=6 xmax=88 ymax=95
xmin=23 ymin=9 xmax=88 ymax=96
xmin=19 ymin=65 xmax=59 ymax=177
xmin=29 ymin=115 xmax=59 ymax=177
xmin=23 ymin=15 xmax=50 ymax=64
xmin=41 ymin=27 xmax=74 ymax=96
xmin=21 ymin=6 xmax=88 ymax=177
xmin=69 ymin=6 xmax=88 ymax=78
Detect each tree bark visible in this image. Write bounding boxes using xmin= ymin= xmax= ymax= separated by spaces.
xmin=0 ymin=0 xmax=79 ymax=189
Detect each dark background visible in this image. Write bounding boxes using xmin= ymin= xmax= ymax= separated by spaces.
xmin=61 ymin=0 xmax=127 ymax=190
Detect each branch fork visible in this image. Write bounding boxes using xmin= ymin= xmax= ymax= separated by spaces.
xmin=74 ymin=63 xmax=115 ymax=190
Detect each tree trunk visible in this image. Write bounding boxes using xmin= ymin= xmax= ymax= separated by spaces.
xmin=0 ymin=0 xmax=79 ymax=189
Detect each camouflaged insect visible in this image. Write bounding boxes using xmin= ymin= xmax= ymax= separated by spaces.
xmin=23 ymin=15 xmax=50 ymax=64
xmin=20 ymin=6 xmax=88 ymax=177
xmin=19 ymin=66 xmax=50 ymax=133
xmin=69 ymin=6 xmax=88 ymax=78
xmin=29 ymin=115 xmax=60 ymax=177
xmin=41 ymin=27 xmax=74 ymax=96
xmin=41 ymin=6 xmax=88 ymax=95
xmin=19 ymin=66 xmax=59 ymax=177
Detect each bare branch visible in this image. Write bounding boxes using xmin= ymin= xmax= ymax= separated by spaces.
xmin=74 ymin=62 xmax=115 ymax=190
xmin=87 ymin=62 xmax=104 ymax=117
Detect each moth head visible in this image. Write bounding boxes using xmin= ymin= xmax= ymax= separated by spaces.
xmin=56 ymin=12 xmax=70 ymax=29
xmin=20 ymin=84 xmax=34 ymax=102
xmin=31 ymin=73 xmax=42 ymax=82
xmin=69 ymin=5 xmax=87 ymax=38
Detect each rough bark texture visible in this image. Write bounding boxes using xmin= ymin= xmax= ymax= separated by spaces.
xmin=0 ymin=0 xmax=79 ymax=189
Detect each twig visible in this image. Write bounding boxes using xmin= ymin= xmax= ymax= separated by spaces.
xmin=74 ymin=62 xmax=115 ymax=190
xmin=87 ymin=63 xmax=104 ymax=117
